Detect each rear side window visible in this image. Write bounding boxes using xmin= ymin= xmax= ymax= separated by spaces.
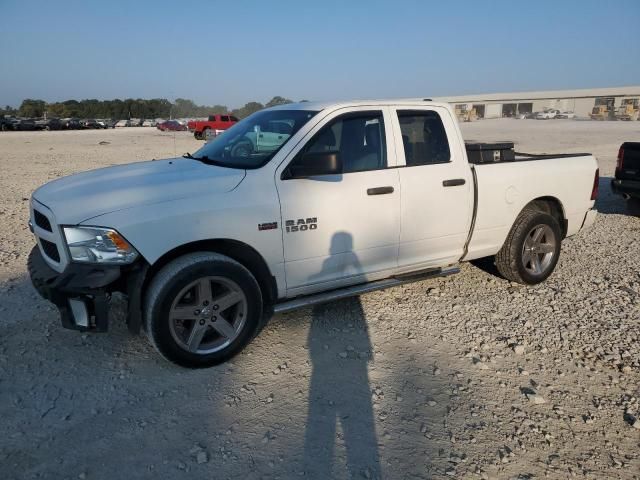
xmin=221 ymin=115 xmax=230 ymax=122
xmin=304 ymin=111 xmax=386 ymax=173
xmin=230 ymin=116 xmax=239 ymax=122
xmin=397 ymin=110 xmax=450 ymax=166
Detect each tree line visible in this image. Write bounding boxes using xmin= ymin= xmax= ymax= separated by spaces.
xmin=0 ymin=96 xmax=298 ymax=120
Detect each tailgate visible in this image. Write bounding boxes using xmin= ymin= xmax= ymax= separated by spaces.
xmin=618 ymin=142 xmax=640 ymax=180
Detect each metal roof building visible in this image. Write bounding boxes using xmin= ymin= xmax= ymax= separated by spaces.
xmin=432 ymin=86 xmax=640 ymax=119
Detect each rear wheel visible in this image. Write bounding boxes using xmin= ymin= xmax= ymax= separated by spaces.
xmin=144 ymin=252 xmax=263 ymax=368
xmin=495 ymin=208 xmax=562 ymax=285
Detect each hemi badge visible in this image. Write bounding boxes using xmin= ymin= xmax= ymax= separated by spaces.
xmin=258 ymin=222 xmax=278 ymax=231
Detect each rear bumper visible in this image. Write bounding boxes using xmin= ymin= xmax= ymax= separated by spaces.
xmin=27 ymin=246 xmax=121 ymax=332
xmin=611 ymin=178 xmax=640 ymax=198
xmin=611 ymin=178 xmax=640 ymax=199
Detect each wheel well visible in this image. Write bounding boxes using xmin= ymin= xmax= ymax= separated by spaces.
xmin=142 ymin=239 xmax=278 ymax=306
xmin=526 ymin=197 xmax=567 ymax=237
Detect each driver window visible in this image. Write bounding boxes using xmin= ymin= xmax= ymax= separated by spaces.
xmin=301 ymin=112 xmax=386 ymax=173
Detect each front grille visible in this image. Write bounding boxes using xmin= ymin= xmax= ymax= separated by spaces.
xmin=40 ymin=239 xmax=60 ymax=262
xmin=34 ymin=210 xmax=52 ymax=232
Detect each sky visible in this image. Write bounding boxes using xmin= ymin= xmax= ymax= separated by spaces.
xmin=1 ymin=0 xmax=639 ymax=109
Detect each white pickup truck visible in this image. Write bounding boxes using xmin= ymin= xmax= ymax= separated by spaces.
xmin=28 ymin=100 xmax=599 ymax=367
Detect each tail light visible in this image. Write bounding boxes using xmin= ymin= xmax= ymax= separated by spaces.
xmin=591 ymin=168 xmax=599 ymax=200
xmin=615 ymin=146 xmax=624 ymax=174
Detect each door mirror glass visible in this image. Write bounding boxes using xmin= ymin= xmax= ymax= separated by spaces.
xmin=287 ymin=152 xmax=342 ymax=179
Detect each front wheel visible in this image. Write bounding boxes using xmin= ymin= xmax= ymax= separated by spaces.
xmin=495 ymin=208 xmax=562 ymax=285
xmin=231 ymin=141 xmax=253 ymax=158
xmin=144 ymin=252 xmax=263 ymax=368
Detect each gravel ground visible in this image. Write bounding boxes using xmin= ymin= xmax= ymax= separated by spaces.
xmin=0 ymin=120 xmax=638 ymax=480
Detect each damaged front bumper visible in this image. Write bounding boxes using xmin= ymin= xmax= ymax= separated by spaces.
xmin=27 ymin=246 xmax=145 ymax=333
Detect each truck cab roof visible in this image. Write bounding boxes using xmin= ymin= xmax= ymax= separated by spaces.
xmin=268 ymin=99 xmax=451 ymax=112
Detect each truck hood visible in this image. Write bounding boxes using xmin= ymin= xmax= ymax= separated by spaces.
xmin=33 ymin=158 xmax=246 ymax=224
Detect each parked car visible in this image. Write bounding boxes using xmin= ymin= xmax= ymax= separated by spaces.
xmin=611 ymin=142 xmax=640 ymax=210
xmin=11 ymin=118 xmax=37 ymax=130
xmin=555 ymin=111 xmax=576 ymax=119
xmin=157 ymin=120 xmax=187 ymax=131
xmin=81 ymin=119 xmax=103 ymax=129
xmin=535 ymin=109 xmax=560 ymax=120
xmin=115 ymin=120 xmax=130 ymax=128
xmin=0 ymin=116 xmax=13 ymax=131
xmin=61 ymin=118 xmax=82 ymax=130
xmin=35 ymin=118 xmax=63 ymax=130
xmin=142 ymin=119 xmax=157 ymax=127
xmin=27 ymin=99 xmax=599 ymax=367
xmin=188 ymin=114 xmax=239 ymax=139
xmin=517 ymin=112 xmax=535 ymax=119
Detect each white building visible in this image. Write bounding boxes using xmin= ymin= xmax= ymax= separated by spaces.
xmin=433 ymin=86 xmax=640 ymax=118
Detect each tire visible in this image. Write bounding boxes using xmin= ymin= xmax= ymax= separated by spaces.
xmin=628 ymin=197 xmax=640 ymax=216
xmin=231 ymin=141 xmax=253 ymax=158
xmin=201 ymin=127 xmax=210 ymax=140
xmin=194 ymin=131 xmax=202 ymax=140
xmin=144 ymin=252 xmax=263 ymax=368
xmin=495 ymin=207 xmax=562 ymax=285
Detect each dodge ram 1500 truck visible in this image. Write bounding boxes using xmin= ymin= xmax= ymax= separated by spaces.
xmin=28 ymin=100 xmax=599 ymax=367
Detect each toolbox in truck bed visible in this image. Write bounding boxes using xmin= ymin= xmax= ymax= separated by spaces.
xmin=465 ymin=141 xmax=515 ymax=164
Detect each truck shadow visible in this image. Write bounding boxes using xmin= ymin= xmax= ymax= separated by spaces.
xmin=596 ymin=175 xmax=639 ymax=216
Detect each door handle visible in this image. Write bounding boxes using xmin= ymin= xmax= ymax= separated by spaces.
xmin=442 ymin=179 xmax=466 ymax=187
xmin=367 ymin=186 xmax=394 ymax=195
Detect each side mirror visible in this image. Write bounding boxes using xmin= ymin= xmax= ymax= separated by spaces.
xmin=285 ymin=152 xmax=342 ymax=179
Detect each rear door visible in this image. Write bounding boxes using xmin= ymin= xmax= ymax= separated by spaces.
xmin=389 ymin=106 xmax=474 ymax=271
xmin=276 ymin=107 xmax=401 ymax=296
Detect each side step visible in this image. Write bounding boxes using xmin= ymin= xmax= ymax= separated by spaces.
xmin=273 ymin=266 xmax=459 ymax=314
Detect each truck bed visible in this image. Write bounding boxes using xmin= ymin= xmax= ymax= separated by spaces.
xmin=465 ymin=141 xmax=591 ymax=164
xmin=464 ymin=150 xmax=598 ymax=261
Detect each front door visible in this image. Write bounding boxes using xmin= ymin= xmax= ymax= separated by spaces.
xmin=276 ymin=108 xmax=401 ymax=296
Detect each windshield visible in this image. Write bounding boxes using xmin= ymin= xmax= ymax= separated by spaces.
xmin=192 ymin=109 xmax=318 ymax=169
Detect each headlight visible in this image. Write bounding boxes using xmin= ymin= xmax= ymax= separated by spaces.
xmin=63 ymin=227 xmax=139 ymax=264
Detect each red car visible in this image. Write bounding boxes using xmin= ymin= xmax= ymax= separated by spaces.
xmin=157 ymin=120 xmax=187 ymax=132
xmin=188 ymin=114 xmax=239 ymax=140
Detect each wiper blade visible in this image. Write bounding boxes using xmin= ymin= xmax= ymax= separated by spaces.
xmin=183 ymin=152 xmax=213 ymax=162
xmin=182 ymin=153 xmax=229 ymax=168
